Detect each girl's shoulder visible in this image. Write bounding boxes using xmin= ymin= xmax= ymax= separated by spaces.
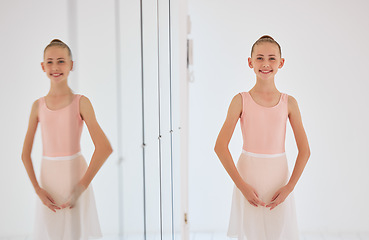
xmin=226 ymin=93 xmax=243 ymax=118
xmin=236 ymin=91 xmax=249 ymax=99
xmin=78 ymin=94 xmax=91 ymax=106
xmin=28 ymin=98 xmax=42 ymax=120
xmin=232 ymin=92 xmax=243 ymax=103
xmin=68 ymin=93 xmax=88 ymax=106
xmin=33 ymin=96 xmax=45 ymax=110
xmin=287 ymin=94 xmax=301 ymax=116
xmin=78 ymin=94 xmax=96 ymax=115
xmin=287 ymin=94 xmax=298 ymax=105
xmin=76 ymin=94 xmax=90 ymax=110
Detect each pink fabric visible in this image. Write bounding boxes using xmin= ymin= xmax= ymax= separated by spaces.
xmin=239 ymin=92 xmax=288 ymax=154
xmin=38 ymin=94 xmax=83 ymax=157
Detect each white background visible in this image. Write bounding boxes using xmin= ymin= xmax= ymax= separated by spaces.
xmin=187 ymin=0 xmax=369 ymax=235
xmin=1 ymin=0 xmax=369 ymax=238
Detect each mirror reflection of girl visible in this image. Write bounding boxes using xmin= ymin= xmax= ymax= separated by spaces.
xmin=21 ymin=39 xmax=113 ymax=240
xmin=215 ymin=35 xmax=310 ymax=240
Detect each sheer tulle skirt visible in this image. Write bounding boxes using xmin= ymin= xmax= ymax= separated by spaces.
xmin=228 ymin=151 xmax=299 ymax=240
xmin=33 ymin=155 xmax=102 ymax=240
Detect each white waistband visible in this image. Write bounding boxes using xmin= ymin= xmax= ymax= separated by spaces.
xmin=43 ymin=152 xmax=82 ymax=161
xmin=242 ymin=150 xmax=286 ymax=158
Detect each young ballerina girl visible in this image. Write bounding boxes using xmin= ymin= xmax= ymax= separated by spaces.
xmin=214 ymin=35 xmax=310 ymax=240
xmin=21 ymin=39 xmax=113 ymax=240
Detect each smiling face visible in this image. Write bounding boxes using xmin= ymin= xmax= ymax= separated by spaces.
xmin=248 ymin=42 xmax=284 ymax=81
xmin=41 ymin=46 xmax=73 ymax=84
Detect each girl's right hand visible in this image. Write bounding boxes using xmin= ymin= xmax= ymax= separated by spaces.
xmin=238 ymin=182 xmax=265 ymax=207
xmin=36 ymin=188 xmax=60 ymax=212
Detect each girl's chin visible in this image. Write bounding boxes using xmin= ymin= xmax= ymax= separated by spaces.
xmin=50 ymin=78 xmax=67 ymax=83
xmin=257 ymin=74 xmax=274 ymax=80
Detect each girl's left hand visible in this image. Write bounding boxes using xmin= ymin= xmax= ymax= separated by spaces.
xmin=60 ymin=183 xmax=86 ymax=209
xmin=266 ymin=185 xmax=293 ymax=210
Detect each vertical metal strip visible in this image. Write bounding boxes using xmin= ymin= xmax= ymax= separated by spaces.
xmin=140 ymin=0 xmax=147 ymax=239
xmin=114 ymin=0 xmax=124 ymax=238
xmin=156 ymin=0 xmax=164 ymax=239
xmin=167 ymin=0 xmax=175 ymax=239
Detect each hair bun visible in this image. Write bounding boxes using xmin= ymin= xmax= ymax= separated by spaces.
xmin=258 ymin=35 xmax=275 ymax=41
xmin=50 ymin=39 xmax=64 ymax=44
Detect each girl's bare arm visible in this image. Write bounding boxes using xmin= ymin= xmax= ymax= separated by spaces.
xmin=21 ymin=100 xmax=40 ymax=192
xmin=78 ymin=96 xmax=113 ymax=189
xmin=286 ymin=95 xmax=310 ymax=190
xmin=214 ymin=94 xmax=265 ymax=207
xmin=266 ymin=96 xmax=310 ymax=210
xmin=21 ymin=100 xmax=60 ymax=212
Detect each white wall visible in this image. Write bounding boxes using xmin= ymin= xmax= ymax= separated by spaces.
xmin=188 ymin=0 xmax=369 ymax=234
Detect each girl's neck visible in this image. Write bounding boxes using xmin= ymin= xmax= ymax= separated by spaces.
xmin=251 ymin=77 xmax=279 ymax=93
xmin=47 ymin=82 xmax=73 ymax=97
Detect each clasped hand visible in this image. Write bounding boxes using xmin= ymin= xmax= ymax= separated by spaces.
xmin=60 ymin=183 xmax=86 ymax=209
xmin=239 ymin=182 xmax=292 ymax=210
xmin=36 ymin=188 xmax=60 ymax=212
xmin=37 ymin=183 xmax=86 ymax=212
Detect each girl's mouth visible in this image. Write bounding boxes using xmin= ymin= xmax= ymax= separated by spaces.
xmin=51 ymin=73 xmax=62 ymax=77
xmin=260 ymin=70 xmax=272 ymax=74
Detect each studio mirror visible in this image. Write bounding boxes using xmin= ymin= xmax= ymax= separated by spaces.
xmin=0 ymin=0 xmax=189 ymax=239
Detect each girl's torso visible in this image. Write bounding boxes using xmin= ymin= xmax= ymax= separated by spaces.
xmin=38 ymin=94 xmax=83 ymax=157
xmin=239 ymin=91 xmax=288 ymax=154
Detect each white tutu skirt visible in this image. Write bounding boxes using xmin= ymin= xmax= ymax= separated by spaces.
xmin=228 ymin=151 xmax=299 ymax=240
xmin=33 ymin=155 xmax=102 ymax=240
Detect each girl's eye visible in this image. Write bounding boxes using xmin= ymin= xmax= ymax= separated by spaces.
xmin=58 ymin=60 xmax=65 ymax=64
xmin=47 ymin=61 xmax=52 ymax=64
xmin=270 ymin=58 xmax=276 ymax=61
xmin=257 ymin=57 xmax=263 ymax=60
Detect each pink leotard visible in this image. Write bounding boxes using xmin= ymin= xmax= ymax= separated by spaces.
xmin=38 ymin=94 xmax=83 ymax=157
xmin=239 ymin=92 xmax=288 ymax=154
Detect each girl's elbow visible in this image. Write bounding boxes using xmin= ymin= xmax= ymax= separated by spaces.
xmin=214 ymin=143 xmax=226 ymax=155
xmin=102 ymin=144 xmax=113 ymax=156
xmin=306 ymin=147 xmax=311 ymax=159
xmin=214 ymin=143 xmax=220 ymax=154
xmin=298 ymin=146 xmax=310 ymax=159
xmin=21 ymin=152 xmax=30 ymax=162
xmin=107 ymin=145 xmax=113 ymax=155
xmin=103 ymin=141 xmax=113 ymax=156
xmin=96 ymin=139 xmax=113 ymax=152
xmin=304 ymin=144 xmax=311 ymax=157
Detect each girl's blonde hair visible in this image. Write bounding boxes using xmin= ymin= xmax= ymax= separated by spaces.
xmin=251 ymin=35 xmax=281 ymax=57
xmin=44 ymin=39 xmax=72 ymax=59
